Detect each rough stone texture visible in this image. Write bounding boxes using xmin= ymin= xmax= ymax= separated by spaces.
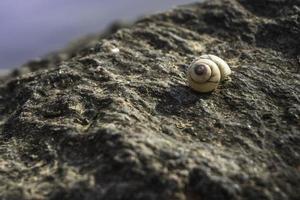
xmin=0 ymin=0 xmax=300 ymax=199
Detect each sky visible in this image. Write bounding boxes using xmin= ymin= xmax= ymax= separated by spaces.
xmin=0 ymin=0 xmax=198 ymax=69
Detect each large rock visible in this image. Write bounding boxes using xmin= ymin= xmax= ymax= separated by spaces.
xmin=0 ymin=0 xmax=299 ymax=199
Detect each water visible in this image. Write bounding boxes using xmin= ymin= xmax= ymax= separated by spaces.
xmin=0 ymin=0 xmax=198 ymax=70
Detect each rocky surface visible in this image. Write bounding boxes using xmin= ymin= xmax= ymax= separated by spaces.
xmin=0 ymin=0 xmax=300 ymax=199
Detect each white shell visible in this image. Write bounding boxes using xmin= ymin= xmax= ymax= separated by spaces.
xmin=199 ymin=54 xmax=231 ymax=80
xmin=187 ymin=54 xmax=231 ymax=93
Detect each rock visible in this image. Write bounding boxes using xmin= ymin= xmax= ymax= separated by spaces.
xmin=0 ymin=0 xmax=300 ymax=199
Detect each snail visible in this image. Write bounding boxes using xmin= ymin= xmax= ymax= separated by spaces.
xmin=187 ymin=54 xmax=231 ymax=93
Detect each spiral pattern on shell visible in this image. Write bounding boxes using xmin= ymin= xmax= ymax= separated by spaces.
xmin=187 ymin=54 xmax=231 ymax=93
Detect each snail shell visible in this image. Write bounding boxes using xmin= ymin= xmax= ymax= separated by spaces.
xmin=187 ymin=54 xmax=231 ymax=93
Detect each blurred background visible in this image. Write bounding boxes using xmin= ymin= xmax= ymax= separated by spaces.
xmin=0 ymin=0 xmax=198 ymax=71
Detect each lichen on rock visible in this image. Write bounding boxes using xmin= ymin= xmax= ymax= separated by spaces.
xmin=0 ymin=0 xmax=300 ymax=199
